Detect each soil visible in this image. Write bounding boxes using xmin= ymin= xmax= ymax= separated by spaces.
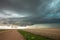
xmin=23 ymin=28 xmax=60 ymax=40
xmin=0 ymin=29 xmax=24 ymax=40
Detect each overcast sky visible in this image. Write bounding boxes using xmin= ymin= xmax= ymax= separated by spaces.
xmin=0 ymin=0 xmax=60 ymax=25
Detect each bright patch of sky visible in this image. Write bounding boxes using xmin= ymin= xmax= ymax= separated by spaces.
xmin=48 ymin=0 xmax=60 ymax=9
xmin=43 ymin=0 xmax=60 ymax=19
xmin=0 ymin=10 xmax=28 ymax=18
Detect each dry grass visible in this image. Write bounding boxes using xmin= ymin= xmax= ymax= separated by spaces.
xmin=23 ymin=28 xmax=60 ymax=40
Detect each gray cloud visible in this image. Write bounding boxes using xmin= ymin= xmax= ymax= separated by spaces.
xmin=0 ymin=0 xmax=60 ymax=26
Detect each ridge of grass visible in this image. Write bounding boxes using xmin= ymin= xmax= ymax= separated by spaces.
xmin=18 ymin=30 xmax=53 ymax=40
xmin=0 ymin=30 xmax=6 ymax=31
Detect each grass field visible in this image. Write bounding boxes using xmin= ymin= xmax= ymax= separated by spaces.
xmin=18 ymin=30 xmax=53 ymax=40
xmin=23 ymin=28 xmax=60 ymax=40
xmin=0 ymin=29 xmax=8 ymax=31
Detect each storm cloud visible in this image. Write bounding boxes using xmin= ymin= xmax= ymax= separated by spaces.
xmin=0 ymin=0 xmax=60 ymax=25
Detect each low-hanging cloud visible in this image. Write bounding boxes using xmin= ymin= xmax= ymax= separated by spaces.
xmin=0 ymin=0 xmax=60 ymax=26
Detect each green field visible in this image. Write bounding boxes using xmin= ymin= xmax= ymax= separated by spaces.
xmin=18 ymin=30 xmax=53 ymax=40
xmin=0 ymin=30 xmax=6 ymax=31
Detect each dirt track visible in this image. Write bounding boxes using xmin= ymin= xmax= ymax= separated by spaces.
xmin=0 ymin=30 xmax=24 ymax=40
xmin=23 ymin=28 xmax=60 ymax=40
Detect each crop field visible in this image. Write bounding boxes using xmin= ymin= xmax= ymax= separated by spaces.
xmin=23 ymin=28 xmax=60 ymax=40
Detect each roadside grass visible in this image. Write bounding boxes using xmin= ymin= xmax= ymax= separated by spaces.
xmin=18 ymin=30 xmax=53 ymax=40
xmin=0 ymin=30 xmax=6 ymax=31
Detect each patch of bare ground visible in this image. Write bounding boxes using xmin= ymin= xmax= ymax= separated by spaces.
xmin=0 ymin=30 xmax=24 ymax=40
xmin=23 ymin=28 xmax=60 ymax=40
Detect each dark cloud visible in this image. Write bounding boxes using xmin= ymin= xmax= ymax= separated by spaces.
xmin=0 ymin=0 xmax=60 ymax=26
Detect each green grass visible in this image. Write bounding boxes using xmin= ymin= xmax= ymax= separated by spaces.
xmin=0 ymin=30 xmax=6 ymax=31
xmin=18 ymin=30 xmax=53 ymax=40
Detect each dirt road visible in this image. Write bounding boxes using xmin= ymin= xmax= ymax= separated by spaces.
xmin=23 ymin=28 xmax=60 ymax=40
xmin=0 ymin=30 xmax=24 ymax=40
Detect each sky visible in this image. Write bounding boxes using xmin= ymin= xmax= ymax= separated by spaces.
xmin=0 ymin=0 xmax=60 ymax=25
